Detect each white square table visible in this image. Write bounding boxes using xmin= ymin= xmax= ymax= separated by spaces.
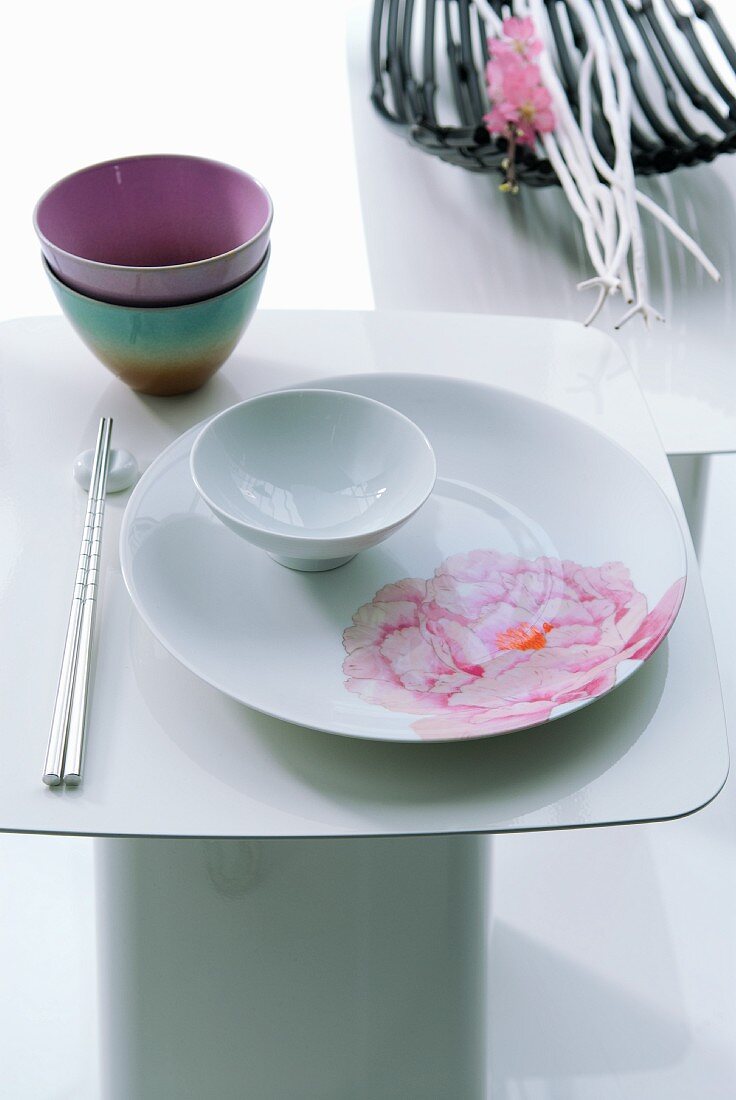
xmin=0 ymin=310 xmax=727 ymax=1098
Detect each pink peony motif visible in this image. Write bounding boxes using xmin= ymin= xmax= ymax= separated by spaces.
xmin=342 ymin=550 xmax=685 ymax=740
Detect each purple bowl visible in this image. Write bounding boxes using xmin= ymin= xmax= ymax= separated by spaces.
xmin=33 ymin=154 xmax=272 ymax=307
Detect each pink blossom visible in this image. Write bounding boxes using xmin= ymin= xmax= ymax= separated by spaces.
xmin=502 ymin=64 xmax=555 ymax=144
xmin=485 ymin=58 xmax=555 ymax=145
xmin=483 ymin=100 xmax=519 ymax=134
xmin=485 ymin=58 xmax=505 ymax=100
xmin=484 ymin=16 xmax=554 ymax=151
xmin=489 ymin=17 xmax=543 ymax=62
xmin=342 ymin=550 xmax=685 ymax=740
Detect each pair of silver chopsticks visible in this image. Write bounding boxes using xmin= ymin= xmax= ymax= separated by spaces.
xmin=43 ymin=417 xmax=112 ymax=787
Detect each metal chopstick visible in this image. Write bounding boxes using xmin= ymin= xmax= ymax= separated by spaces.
xmin=42 ymin=418 xmax=112 ymax=787
xmin=62 ymin=421 xmax=113 ymax=786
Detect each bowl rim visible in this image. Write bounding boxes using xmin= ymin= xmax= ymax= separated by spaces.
xmin=189 ymin=388 xmax=438 ymax=545
xmin=32 ymin=153 xmax=273 ymax=276
xmin=43 ymin=246 xmax=270 ymax=313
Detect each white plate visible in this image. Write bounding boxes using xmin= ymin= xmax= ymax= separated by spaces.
xmin=120 ymin=374 xmax=687 ymax=742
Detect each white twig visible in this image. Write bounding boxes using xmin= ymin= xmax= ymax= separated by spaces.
xmin=635 ymin=191 xmax=721 ymax=282
xmin=562 ymin=0 xmax=659 ymax=325
xmin=540 ymin=133 xmax=607 ymax=277
xmin=578 ymin=40 xmax=720 ymax=286
xmin=528 ymin=0 xmax=629 ymax=315
xmin=578 ymin=50 xmax=631 ymax=287
xmin=473 ymin=0 xmax=719 ymax=326
xmin=473 ymin=0 xmax=503 ymax=36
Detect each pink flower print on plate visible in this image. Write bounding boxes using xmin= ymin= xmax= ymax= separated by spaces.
xmin=342 ymin=549 xmax=685 ymax=741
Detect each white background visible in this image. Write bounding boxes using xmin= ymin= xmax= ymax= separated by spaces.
xmin=0 ymin=0 xmax=373 ymax=319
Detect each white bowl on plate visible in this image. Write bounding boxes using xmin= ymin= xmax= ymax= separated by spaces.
xmin=189 ymin=388 xmax=437 ymax=571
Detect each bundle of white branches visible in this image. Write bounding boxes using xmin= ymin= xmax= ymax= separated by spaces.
xmin=474 ymin=0 xmax=721 ymax=328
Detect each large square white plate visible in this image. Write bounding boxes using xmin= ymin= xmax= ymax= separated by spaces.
xmin=120 ymin=372 xmax=686 ymax=742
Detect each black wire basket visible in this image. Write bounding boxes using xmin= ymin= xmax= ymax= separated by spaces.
xmin=370 ymin=0 xmax=736 ymax=187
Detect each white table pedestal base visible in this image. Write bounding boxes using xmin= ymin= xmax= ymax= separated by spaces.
xmin=95 ymin=835 xmax=489 ymax=1099
xmin=668 ymin=454 xmax=712 ymax=558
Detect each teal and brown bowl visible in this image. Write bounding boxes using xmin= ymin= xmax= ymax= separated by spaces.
xmin=45 ymin=248 xmax=269 ymax=396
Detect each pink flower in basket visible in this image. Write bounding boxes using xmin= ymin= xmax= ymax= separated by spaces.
xmin=497 ymin=64 xmax=555 ymax=146
xmin=342 ymin=549 xmax=684 ymax=740
xmin=484 ymin=17 xmax=555 ymax=189
xmin=490 ymin=16 xmax=543 ymax=62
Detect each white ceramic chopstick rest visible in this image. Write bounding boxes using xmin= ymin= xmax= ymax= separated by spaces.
xmin=74 ymin=447 xmax=137 ymax=493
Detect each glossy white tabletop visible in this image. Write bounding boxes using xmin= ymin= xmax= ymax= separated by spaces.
xmin=347 ymin=6 xmax=736 ymax=456
xmin=0 ymin=310 xmax=727 ymax=838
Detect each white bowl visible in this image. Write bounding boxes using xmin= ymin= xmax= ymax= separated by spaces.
xmin=190 ymin=388 xmax=437 ymax=571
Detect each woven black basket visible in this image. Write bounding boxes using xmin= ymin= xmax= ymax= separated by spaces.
xmin=370 ymin=0 xmax=736 ymax=186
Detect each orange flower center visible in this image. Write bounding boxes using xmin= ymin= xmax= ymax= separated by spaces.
xmin=496 ymin=621 xmax=553 ymax=652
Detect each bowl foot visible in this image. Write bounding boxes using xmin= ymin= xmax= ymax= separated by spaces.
xmin=268 ymin=552 xmax=356 ymax=572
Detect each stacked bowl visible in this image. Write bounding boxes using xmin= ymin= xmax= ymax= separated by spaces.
xmin=34 ymin=154 xmax=272 ymax=395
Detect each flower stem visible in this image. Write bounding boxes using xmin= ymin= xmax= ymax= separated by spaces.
xmin=500 ymin=123 xmax=520 ymax=194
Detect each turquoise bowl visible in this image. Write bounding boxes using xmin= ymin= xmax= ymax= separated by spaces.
xmin=45 ymin=248 xmax=269 ymax=396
